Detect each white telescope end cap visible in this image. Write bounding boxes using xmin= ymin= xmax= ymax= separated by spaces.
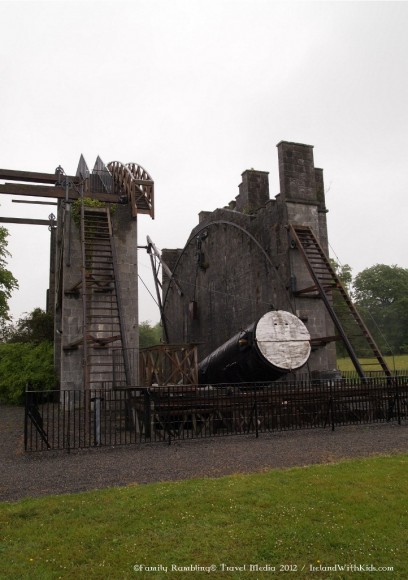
xmin=255 ymin=310 xmax=311 ymax=371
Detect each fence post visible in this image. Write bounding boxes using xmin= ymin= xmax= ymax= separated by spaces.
xmin=254 ymin=387 xmax=259 ymax=438
xmin=395 ymin=378 xmax=401 ymax=426
xmin=168 ymin=386 xmax=172 ymax=446
xmin=66 ymin=390 xmax=71 ymax=453
xmin=143 ymin=389 xmax=152 ymax=440
xmin=330 ymin=381 xmax=335 ymax=432
xmin=92 ymin=392 xmax=102 ymax=446
xmin=24 ymin=383 xmax=29 ymax=451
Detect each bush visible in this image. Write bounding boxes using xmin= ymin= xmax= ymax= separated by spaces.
xmin=0 ymin=342 xmax=57 ymax=405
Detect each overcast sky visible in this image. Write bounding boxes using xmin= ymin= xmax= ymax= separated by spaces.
xmin=1 ymin=0 xmax=407 ymax=325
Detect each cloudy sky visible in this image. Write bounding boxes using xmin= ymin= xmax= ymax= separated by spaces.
xmin=1 ymin=0 xmax=407 ymax=325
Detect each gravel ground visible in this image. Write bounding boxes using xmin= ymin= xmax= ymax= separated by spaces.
xmin=1 ymin=404 xmax=407 ymax=503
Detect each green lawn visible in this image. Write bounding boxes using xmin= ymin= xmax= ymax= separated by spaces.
xmin=337 ymin=354 xmax=408 ymax=373
xmin=1 ymin=454 xmax=407 ymax=579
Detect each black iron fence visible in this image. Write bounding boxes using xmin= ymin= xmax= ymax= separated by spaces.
xmin=24 ymin=376 xmax=408 ymax=451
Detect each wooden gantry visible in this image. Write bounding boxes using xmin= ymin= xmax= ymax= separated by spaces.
xmin=0 ymin=158 xmax=154 ymax=218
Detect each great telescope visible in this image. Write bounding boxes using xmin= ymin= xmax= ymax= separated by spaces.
xmin=198 ymin=311 xmax=311 ymax=384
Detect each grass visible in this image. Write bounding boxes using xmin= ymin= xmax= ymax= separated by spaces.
xmin=337 ymin=354 xmax=408 ymax=372
xmin=1 ymin=454 xmax=407 ymax=579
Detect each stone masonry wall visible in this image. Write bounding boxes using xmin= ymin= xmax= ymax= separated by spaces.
xmin=163 ymin=141 xmax=337 ymax=376
xmin=55 ymin=203 xmax=139 ymax=391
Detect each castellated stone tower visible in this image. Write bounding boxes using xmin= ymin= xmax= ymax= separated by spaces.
xmin=162 ymin=141 xmax=337 ymax=377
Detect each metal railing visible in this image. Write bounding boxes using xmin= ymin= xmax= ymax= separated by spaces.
xmin=24 ymin=376 xmax=408 ymax=451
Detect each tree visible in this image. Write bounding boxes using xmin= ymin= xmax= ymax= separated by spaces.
xmin=0 ymin=226 xmax=18 ymax=321
xmin=0 ymin=317 xmax=15 ymax=343
xmin=353 ymin=264 xmax=408 ymax=354
xmin=139 ymin=321 xmax=162 ymax=348
xmin=0 ymin=341 xmax=56 ymax=404
xmin=0 ymin=307 xmax=56 ymax=403
xmin=6 ymin=308 xmax=54 ymax=344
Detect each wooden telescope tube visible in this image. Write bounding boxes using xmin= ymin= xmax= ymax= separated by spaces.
xmin=198 ymin=310 xmax=311 ymax=385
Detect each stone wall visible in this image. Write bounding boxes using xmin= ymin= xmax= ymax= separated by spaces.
xmin=162 ymin=141 xmax=337 ymax=376
xmin=54 ymin=202 xmax=139 ymax=390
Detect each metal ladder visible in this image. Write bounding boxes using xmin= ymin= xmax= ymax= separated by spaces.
xmin=289 ymin=224 xmax=392 ymax=378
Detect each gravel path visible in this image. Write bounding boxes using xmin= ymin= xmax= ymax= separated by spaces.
xmin=1 ymin=404 xmax=407 ymax=503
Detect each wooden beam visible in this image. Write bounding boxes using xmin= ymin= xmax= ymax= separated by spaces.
xmin=0 ymin=217 xmax=51 ymax=226
xmin=133 ymin=179 xmax=154 ymax=186
xmin=310 ymin=335 xmax=339 ymax=345
xmin=0 ymin=183 xmax=122 ymax=203
xmin=0 ymin=183 xmax=72 ymax=198
xmin=12 ymin=200 xmax=58 ymax=206
xmin=0 ymin=168 xmax=79 ymax=185
xmin=0 ymin=169 xmax=152 ymax=187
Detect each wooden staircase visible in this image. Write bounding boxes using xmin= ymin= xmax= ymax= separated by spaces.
xmin=289 ymin=224 xmax=392 ymax=378
xmin=65 ymin=206 xmax=129 ymax=388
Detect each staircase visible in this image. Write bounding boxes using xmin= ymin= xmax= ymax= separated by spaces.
xmin=289 ymin=224 xmax=392 ymax=378
xmin=65 ymin=206 xmax=129 ymax=389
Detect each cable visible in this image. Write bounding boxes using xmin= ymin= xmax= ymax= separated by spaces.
xmin=328 ymin=241 xmax=344 ymax=268
xmin=138 ymin=273 xmax=159 ymax=308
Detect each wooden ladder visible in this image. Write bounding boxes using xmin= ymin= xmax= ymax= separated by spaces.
xmin=289 ymin=224 xmax=392 ymax=378
xmin=81 ymin=206 xmax=130 ymax=389
xmin=64 ymin=206 xmax=130 ymax=389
